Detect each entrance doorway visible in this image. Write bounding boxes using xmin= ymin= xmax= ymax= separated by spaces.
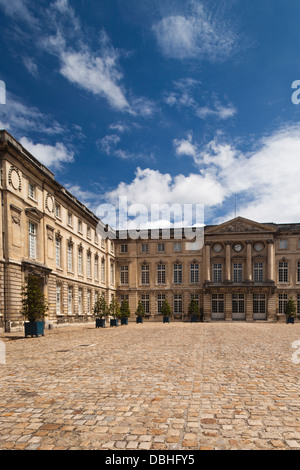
xmin=232 ymin=294 xmax=245 ymax=320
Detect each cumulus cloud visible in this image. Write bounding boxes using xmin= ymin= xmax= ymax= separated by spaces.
xmin=20 ymin=137 xmax=74 ymax=170
xmin=152 ymin=1 xmax=237 ymax=61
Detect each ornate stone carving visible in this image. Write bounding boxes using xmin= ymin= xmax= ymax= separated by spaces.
xmin=8 ymin=166 xmax=21 ymax=191
xmin=45 ymin=193 xmax=54 ymax=213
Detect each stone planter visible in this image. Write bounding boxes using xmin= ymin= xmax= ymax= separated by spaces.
xmin=121 ymin=318 xmax=128 ymax=325
xmin=286 ymin=316 xmax=295 ymax=324
xmin=136 ymin=316 xmax=143 ymax=324
xmin=110 ymin=319 xmax=118 ymax=327
xmin=24 ymin=321 xmax=44 ymax=338
xmin=163 ymin=316 xmax=170 ymax=323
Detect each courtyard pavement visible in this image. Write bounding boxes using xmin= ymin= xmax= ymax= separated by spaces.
xmin=0 ymin=321 xmax=300 ymax=450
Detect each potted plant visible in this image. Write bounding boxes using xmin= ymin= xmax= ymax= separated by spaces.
xmin=109 ymin=297 xmax=120 ymax=327
xmin=135 ymin=300 xmax=145 ymax=324
xmin=119 ymin=299 xmax=131 ymax=325
xmin=285 ymin=298 xmax=297 ymax=324
xmin=189 ymin=299 xmax=201 ymax=323
xmin=21 ymin=275 xmax=48 ymax=337
xmin=161 ymin=299 xmax=172 ymax=323
xmin=94 ymin=294 xmax=108 ymax=328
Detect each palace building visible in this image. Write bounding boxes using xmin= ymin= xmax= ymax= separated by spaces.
xmin=0 ymin=130 xmax=299 ymax=331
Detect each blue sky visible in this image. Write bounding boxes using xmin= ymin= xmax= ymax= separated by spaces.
xmin=1 ymin=0 xmax=300 ymax=227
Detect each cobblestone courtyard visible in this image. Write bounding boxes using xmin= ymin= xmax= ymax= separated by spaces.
xmin=0 ymin=321 xmax=300 ymax=450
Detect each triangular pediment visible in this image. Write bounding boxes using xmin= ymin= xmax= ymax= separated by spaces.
xmin=205 ymin=217 xmax=276 ymax=235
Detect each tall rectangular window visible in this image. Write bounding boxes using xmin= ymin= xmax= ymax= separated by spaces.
xmin=157 ymin=264 xmax=166 ymax=284
xmin=158 ymin=243 xmax=165 ymax=252
xmin=253 ymin=294 xmax=266 ymax=315
xmin=254 ymin=262 xmax=263 ymax=283
xmin=174 ymin=294 xmax=183 ymax=314
xmin=67 ymin=243 xmax=73 ymax=272
xmin=190 ymin=263 xmax=199 ymax=284
xmin=279 ymin=293 xmax=288 ymax=314
xmin=101 ymin=259 xmax=105 ymax=282
xmin=297 ymin=262 xmax=300 ymax=283
xmin=157 ymin=294 xmax=166 ymax=314
xmin=111 ymin=264 xmax=114 ymax=285
xmin=141 ymin=243 xmax=148 ymax=253
xmin=279 ymin=262 xmax=288 ymax=283
xmin=212 ymin=294 xmax=224 ymax=314
xmin=121 ymin=244 xmax=128 ymax=253
xmin=78 ymin=288 xmax=83 ymax=315
xmin=87 ymin=252 xmax=91 ymax=278
xmin=56 ymin=284 xmax=62 ymax=315
xmin=28 ymin=222 xmax=36 ymax=259
xmin=120 ymin=265 xmax=129 ymax=284
xmin=213 ymin=263 xmax=222 ymax=283
xmin=87 ymin=290 xmax=91 ymax=314
xmin=55 ymin=237 xmax=61 ymax=268
xmin=142 ymin=294 xmax=150 ymax=314
xmin=68 ymin=286 xmax=73 ymax=315
xmin=174 ymin=242 xmax=182 ymax=252
xmin=298 ymin=294 xmax=300 ymax=315
xmin=67 ymin=212 xmax=73 ymax=226
xmin=279 ymin=239 xmax=288 ymax=249
xmin=191 ymin=293 xmax=199 ymax=305
xmin=232 ymin=294 xmax=245 ymax=314
xmin=95 ymin=256 xmax=99 ymax=280
xmin=141 ymin=265 xmax=149 ymax=285
xmin=28 ymin=182 xmax=36 ymax=199
xmin=233 ymin=263 xmax=243 ymax=283
xmin=174 ymin=264 xmax=182 ymax=284
xmin=78 ymin=249 xmax=83 ymax=275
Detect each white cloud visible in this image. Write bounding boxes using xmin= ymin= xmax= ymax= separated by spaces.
xmin=20 ymin=137 xmax=74 ymax=170
xmin=0 ymin=0 xmax=35 ymax=24
xmin=22 ymin=57 xmax=38 ymax=77
xmin=152 ymin=1 xmax=237 ymax=61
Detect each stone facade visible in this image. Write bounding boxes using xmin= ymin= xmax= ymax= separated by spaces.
xmin=1 ymin=130 xmax=300 ymax=330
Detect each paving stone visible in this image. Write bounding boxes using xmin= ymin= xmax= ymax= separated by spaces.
xmin=1 ymin=322 xmax=300 ymax=450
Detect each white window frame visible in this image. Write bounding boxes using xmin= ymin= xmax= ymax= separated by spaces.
xmin=28 ymin=222 xmax=37 ymax=259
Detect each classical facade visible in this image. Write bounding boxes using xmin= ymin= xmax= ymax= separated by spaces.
xmin=0 ymin=130 xmax=299 ymax=330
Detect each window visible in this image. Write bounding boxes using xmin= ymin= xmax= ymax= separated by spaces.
xmin=56 ymin=285 xmax=62 ymax=315
xmin=87 ymin=252 xmax=91 ymax=278
xmin=232 ymin=294 xmax=245 ymax=314
xmin=157 ymin=294 xmax=166 ymax=314
xmin=87 ymin=290 xmax=91 ymax=315
xmin=95 ymin=256 xmax=99 ymax=280
xmin=190 ymin=263 xmax=199 ymax=284
xmin=213 ymin=263 xmax=222 ymax=283
xmin=67 ymin=243 xmax=73 ymax=272
xmin=101 ymin=237 xmax=105 ymax=249
xmin=78 ymin=288 xmax=83 ymax=315
xmin=157 ymin=264 xmax=166 ymax=284
xmin=55 ymin=237 xmax=61 ymax=268
xmin=158 ymin=243 xmax=165 ymax=252
xmin=120 ymin=265 xmax=129 ymax=284
xmin=142 ymin=295 xmax=150 ymax=314
xmin=174 ymin=294 xmax=183 ymax=314
xmin=111 ymin=263 xmax=114 ymax=285
xmin=78 ymin=248 xmax=83 ymax=275
xmin=28 ymin=182 xmax=36 ymax=199
xmin=87 ymin=227 xmax=91 ymax=239
xmin=68 ymin=286 xmax=73 ymax=315
xmin=121 ymin=244 xmax=128 ymax=253
xmin=297 ymin=262 xmax=300 ymax=283
xmin=254 ymin=262 xmax=263 ymax=283
xmin=174 ymin=264 xmax=182 ymax=284
xmin=78 ymin=220 xmax=82 ymax=233
xmin=212 ymin=294 xmax=224 ymax=314
xmin=253 ymin=294 xmax=266 ymax=315
xmin=279 ymin=239 xmax=288 ymax=249
xmin=121 ymin=294 xmax=129 ymax=302
xmin=298 ymin=294 xmax=300 ymax=315
xmin=141 ymin=243 xmax=148 ymax=253
xmin=67 ymin=212 xmax=73 ymax=226
xmin=278 ymin=293 xmax=288 ymax=314
xmin=279 ymin=262 xmax=288 ymax=283
xmin=55 ymin=204 xmax=61 ymax=219
xmin=141 ymin=265 xmax=149 ymax=285
xmin=174 ymin=242 xmax=182 ymax=252
xmin=233 ymin=263 xmax=243 ymax=283
xmin=101 ymin=258 xmax=105 ymax=282
xmin=111 ymin=241 xmax=114 ymax=253
xmin=28 ymin=222 xmax=36 ymax=259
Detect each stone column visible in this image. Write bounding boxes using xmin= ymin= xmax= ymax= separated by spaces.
xmin=205 ymin=242 xmax=211 ymax=282
xmin=246 ymin=241 xmax=252 ymax=282
xmin=225 ymin=242 xmax=231 ymax=281
xmin=267 ymin=240 xmax=275 ymax=281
